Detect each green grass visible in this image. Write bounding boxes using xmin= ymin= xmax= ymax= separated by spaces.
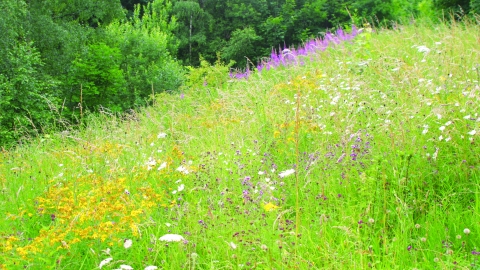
xmin=1 ymin=20 xmax=480 ymax=269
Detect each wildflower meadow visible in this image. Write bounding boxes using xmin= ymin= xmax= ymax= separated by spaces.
xmin=1 ymin=20 xmax=480 ymax=269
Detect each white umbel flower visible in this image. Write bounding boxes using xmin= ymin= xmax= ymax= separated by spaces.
xmin=159 ymin=234 xmax=185 ymax=242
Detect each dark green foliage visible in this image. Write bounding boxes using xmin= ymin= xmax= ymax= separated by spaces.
xmin=435 ymin=0 xmax=471 ymax=13
xmin=0 ymin=0 xmax=59 ymax=147
xmin=222 ymin=27 xmax=262 ymax=67
xmin=472 ymin=0 xmax=480 ymax=13
xmin=0 ymin=0 xmax=184 ymax=147
xmin=172 ymin=0 xmax=210 ymax=66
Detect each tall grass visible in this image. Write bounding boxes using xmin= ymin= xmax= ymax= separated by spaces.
xmin=1 ymin=20 xmax=479 ymax=269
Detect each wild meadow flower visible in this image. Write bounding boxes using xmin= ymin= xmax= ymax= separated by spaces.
xmin=157 ymin=132 xmax=167 ymax=139
xmin=464 ymin=228 xmax=471 ymax=235
xmin=468 ymin=130 xmax=476 ymax=136
xmin=176 ymin=165 xmax=189 ymax=174
xmin=146 ymin=157 xmax=156 ymax=170
xmin=144 ymin=266 xmax=158 ymax=270
xmin=124 ymin=239 xmax=132 ymax=249
xmin=159 ymin=234 xmax=185 ymax=242
xmin=415 ymin=45 xmax=430 ymax=53
xmin=263 ymin=202 xmax=279 ymax=211
xmin=157 ymin=162 xmax=167 ymax=170
xmin=99 ymin=257 xmax=113 ymax=269
xmin=279 ymin=169 xmax=295 ymax=178
xmin=117 ymin=265 xmax=134 ymax=270
xmin=228 ymin=242 xmax=237 ymax=249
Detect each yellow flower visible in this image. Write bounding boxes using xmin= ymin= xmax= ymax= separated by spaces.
xmin=263 ymin=202 xmax=280 ymax=212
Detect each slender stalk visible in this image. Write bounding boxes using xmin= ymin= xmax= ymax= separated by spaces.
xmin=294 ymin=84 xmax=301 ymax=252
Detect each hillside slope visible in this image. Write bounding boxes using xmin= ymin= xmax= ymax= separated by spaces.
xmin=1 ymin=21 xmax=479 ymax=269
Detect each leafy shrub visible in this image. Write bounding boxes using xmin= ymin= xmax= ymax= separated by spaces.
xmin=68 ymin=43 xmax=126 ymax=113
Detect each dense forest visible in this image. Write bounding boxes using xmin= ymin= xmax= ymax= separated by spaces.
xmin=0 ymin=0 xmax=478 ymax=147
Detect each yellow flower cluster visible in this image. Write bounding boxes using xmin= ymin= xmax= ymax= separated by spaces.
xmin=2 ymin=175 xmax=168 ymax=262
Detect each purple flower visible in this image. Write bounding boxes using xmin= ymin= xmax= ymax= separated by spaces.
xmin=229 ymin=26 xmax=359 ymax=80
xmin=407 ymin=245 xmax=412 ymax=251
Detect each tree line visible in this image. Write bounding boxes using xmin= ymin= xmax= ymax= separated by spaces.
xmin=0 ymin=0 xmax=478 ymax=147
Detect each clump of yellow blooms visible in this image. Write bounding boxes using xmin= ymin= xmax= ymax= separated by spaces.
xmin=2 ymin=174 xmax=169 ymax=263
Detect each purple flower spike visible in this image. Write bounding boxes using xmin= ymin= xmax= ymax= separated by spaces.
xmin=229 ymin=26 xmax=360 ymax=80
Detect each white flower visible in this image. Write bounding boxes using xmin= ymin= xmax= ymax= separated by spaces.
xmin=145 ymin=266 xmax=158 ymax=270
xmin=445 ymin=121 xmax=452 ymax=126
xmin=228 ymin=241 xmax=237 ymax=249
xmin=436 ymin=114 xmax=442 ymax=119
xmin=165 ymin=223 xmax=171 ymax=227
xmin=445 ymin=137 xmax=451 ymax=142
xmin=118 ymin=265 xmax=134 ymax=270
xmin=432 ymin=147 xmax=439 ymax=160
xmin=464 ymin=228 xmax=471 ymax=235
xmin=438 ymin=135 xmax=443 ymax=141
xmin=258 ymin=171 xmax=265 ymax=175
xmin=439 ymin=126 xmax=445 ymax=131
xmin=416 ymin=45 xmax=430 ymax=53
xmin=422 ymin=129 xmax=428 ymax=135
xmin=279 ymin=169 xmax=295 ymax=178
xmin=468 ymin=130 xmax=476 ymax=136
xmin=157 ymin=132 xmax=167 ymax=138
xmin=464 ymin=115 xmax=471 ymax=119
xmin=176 ymin=166 xmax=189 ymax=174
xmin=177 ymin=184 xmax=185 ymax=192
xmin=99 ymin=258 xmax=113 ymax=269
xmin=159 ymin=234 xmax=185 ymax=242
xmin=124 ymin=239 xmax=132 ymax=249
xmin=146 ymin=157 xmax=156 ymax=170
xmin=158 ymin=162 xmax=167 ymax=170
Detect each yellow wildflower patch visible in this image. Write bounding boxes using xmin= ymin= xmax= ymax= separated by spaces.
xmin=2 ymin=174 xmax=167 ymax=263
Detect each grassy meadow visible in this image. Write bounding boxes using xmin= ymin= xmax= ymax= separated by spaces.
xmin=1 ymin=20 xmax=480 ymax=269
